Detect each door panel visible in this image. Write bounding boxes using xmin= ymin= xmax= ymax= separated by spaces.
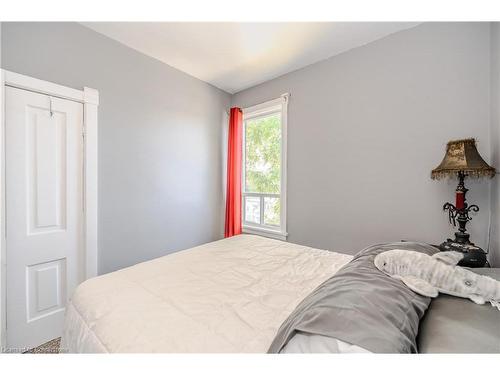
xmin=27 ymin=258 xmax=67 ymax=322
xmin=6 ymin=87 xmax=84 ymax=350
xmin=27 ymin=105 xmax=67 ymax=234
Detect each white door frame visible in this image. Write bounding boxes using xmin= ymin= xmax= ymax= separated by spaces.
xmin=0 ymin=70 xmax=99 ymax=348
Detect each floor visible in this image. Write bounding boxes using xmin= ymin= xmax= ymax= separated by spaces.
xmin=24 ymin=338 xmax=61 ymax=354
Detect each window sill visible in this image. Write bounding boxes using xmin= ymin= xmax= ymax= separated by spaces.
xmin=242 ymin=225 xmax=288 ymax=241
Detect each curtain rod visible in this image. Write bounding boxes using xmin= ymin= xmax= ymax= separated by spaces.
xmin=226 ymin=93 xmax=290 ymax=115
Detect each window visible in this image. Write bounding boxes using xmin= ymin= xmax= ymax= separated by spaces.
xmin=242 ymin=94 xmax=288 ymax=240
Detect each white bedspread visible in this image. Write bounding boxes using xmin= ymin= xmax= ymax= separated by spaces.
xmin=62 ymin=235 xmax=352 ymax=353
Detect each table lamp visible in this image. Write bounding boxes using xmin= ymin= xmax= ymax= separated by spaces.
xmin=431 ymin=138 xmax=496 ymax=267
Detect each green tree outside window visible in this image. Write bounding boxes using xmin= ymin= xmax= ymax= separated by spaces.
xmin=245 ymin=113 xmax=281 ymax=226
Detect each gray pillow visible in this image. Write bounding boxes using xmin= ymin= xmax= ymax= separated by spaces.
xmin=269 ymin=242 xmax=438 ymax=353
xmin=418 ymin=268 xmax=500 ymax=353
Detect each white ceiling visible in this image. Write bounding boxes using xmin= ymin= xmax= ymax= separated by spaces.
xmin=82 ymin=22 xmax=420 ymax=94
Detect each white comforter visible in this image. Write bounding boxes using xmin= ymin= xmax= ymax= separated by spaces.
xmin=62 ymin=235 xmax=352 ymax=353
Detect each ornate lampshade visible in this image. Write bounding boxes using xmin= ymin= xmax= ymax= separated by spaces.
xmin=431 ymin=138 xmax=495 ymax=180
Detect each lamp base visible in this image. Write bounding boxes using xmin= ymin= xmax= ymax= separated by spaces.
xmin=438 ymin=239 xmax=487 ymax=268
xmin=453 ymin=231 xmax=471 ymax=244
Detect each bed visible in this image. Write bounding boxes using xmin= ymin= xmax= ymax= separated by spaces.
xmin=61 ymin=234 xmax=352 ymax=353
xmin=62 ymin=235 xmax=500 ymax=353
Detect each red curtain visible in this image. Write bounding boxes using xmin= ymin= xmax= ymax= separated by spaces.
xmin=224 ymin=108 xmax=243 ymax=237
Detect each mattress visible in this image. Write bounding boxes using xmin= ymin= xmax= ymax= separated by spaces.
xmin=61 ymin=234 xmax=352 ymax=353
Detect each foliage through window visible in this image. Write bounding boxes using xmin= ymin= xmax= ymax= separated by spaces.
xmin=245 ymin=113 xmax=281 ymax=194
xmin=242 ymin=97 xmax=287 ymax=238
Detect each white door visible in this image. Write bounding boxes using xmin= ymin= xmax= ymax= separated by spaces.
xmin=6 ymin=86 xmax=84 ymax=350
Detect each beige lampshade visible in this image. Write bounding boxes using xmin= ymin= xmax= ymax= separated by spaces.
xmin=431 ymin=138 xmax=496 ymax=180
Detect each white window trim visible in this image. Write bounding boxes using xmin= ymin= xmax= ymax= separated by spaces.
xmin=0 ymin=70 xmax=99 ymax=348
xmin=242 ymin=93 xmax=289 ymax=241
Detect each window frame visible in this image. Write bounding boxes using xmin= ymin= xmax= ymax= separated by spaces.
xmin=241 ymin=94 xmax=288 ymax=240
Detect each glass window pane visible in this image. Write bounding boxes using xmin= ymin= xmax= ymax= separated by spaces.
xmin=264 ymin=197 xmax=280 ymax=227
xmin=244 ymin=196 xmax=261 ymax=224
xmin=245 ymin=113 xmax=281 ymax=194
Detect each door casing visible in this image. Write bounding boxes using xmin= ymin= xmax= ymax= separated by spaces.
xmin=0 ymin=69 xmax=99 ymax=348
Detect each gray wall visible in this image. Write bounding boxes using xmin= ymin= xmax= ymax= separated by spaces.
xmin=1 ymin=22 xmax=497 ymax=270
xmin=491 ymin=23 xmax=500 ymax=267
xmin=1 ymin=22 xmax=230 ymax=274
xmin=232 ymin=22 xmax=493 ymax=257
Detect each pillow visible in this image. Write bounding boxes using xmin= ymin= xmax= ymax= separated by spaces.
xmin=268 ymin=242 xmax=438 ymax=353
xmin=418 ymin=268 xmax=500 ymax=353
